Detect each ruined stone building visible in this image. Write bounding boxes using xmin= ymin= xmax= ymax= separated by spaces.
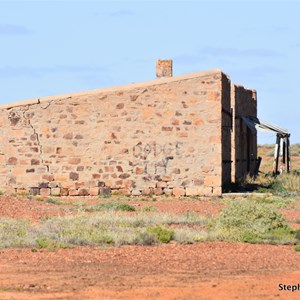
xmin=0 ymin=60 xmax=257 ymax=197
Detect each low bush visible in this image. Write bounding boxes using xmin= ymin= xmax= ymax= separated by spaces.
xmin=252 ymin=196 xmax=294 ymax=208
xmin=145 ymin=226 xmax=174 ymax=243
xmin=0 ymin=218 xmax=30 ymax=248
xmin=46 ymin=198 xmax=65 ymax=205
xmin=245 ymin=173 xmax=300 ymax=197
xmin=274 ymin=174 xmax=300 ymax=195
xmin=36 ymin=237 xmax=71 ymax=251
xmin=209 ymin=200 xmax=295 ymax=244
xmin=0 ymin=212 xmax=208 ymax=249
xmin=140 ymin=205 xmax=157 ymax=212
xmin=173 ymin=228 xmax=207 ymax=244
xmin=85 ymin=202 xmax=136 ymax=212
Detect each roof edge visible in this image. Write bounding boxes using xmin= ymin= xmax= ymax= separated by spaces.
xmin=0 ymin=69 xmax=223 ymax=110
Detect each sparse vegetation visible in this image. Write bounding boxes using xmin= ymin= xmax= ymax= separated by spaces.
xmin=173 ymin=228 xmax=207 ymax=244
xmin=0 ymin=212 xmax=209 ymax=249
xmin=140 ymin=205 xmax=157 ymax=212
xmin=252 ymin=196 xmax=295 ymax=209
xmin=0 ymin=218 xmax=30 ymax=248
xmin=274 ymin=173 xmax=300 ymax=194
xmin=258 ymin=143 xmax=300 ymax=174
xmin=36 ymin=237 xmax=71 ymax=251
xmin=294 ymin=245 xmax=300 ymax=251
xmin=85 ymin=202 xmax=136 ymax=212
xmin=258 ymin=144 xmax=274 ymax=149
xmin=145 ymin=226 xmax=174 ymax=243
xmin=254 ymin=173 xmax=300 ymax=196
xmin=209 ymin=200 xmax=296 ymax=244
xmin=2 ymin=173 xmax=300 ymax=250
xmin=46 ymin=198 xmax=65 ymax=205
xmin=98 ymin=193 xmax=111 ymax=199
xmin=229 ymin=172 xmax=300 ymax=198
xmin=2 ymin=196 xmax=298 ymax=249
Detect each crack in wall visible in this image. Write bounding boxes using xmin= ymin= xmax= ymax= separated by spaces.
xmin=22 ymin=101 xmax=51 ymax=173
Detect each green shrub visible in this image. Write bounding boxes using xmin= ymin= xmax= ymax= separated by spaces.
xmin=210 ymin=201 xmax=294 ymax=244
xmin=38 ymin=216 xmax=115 ymax=246
xmin=36 ymin=237 xmax=71 ymax=251
xmin=290 ymin=144 xmax=300 ymax=156
xmin=0 ymin=212 xmax=208 ymax=248
xmin=258 ymin=144 xmax=274 ymax=149
xmin=135 ymin=232 xmax=157 ymax=245
xmin=0 ymin=218 xmax=29 ymax=248
xmin=145 ymin=226 xmax=174 ymax=243
xmin=274 ymin=174 xmax=300 ymax=194
xmin=86 ymin=202 xmax=135 ymax=212
xmin=253 ymin=196 xmax=294 ymax=208
xmin=98 ymin=193 xmax=111 ymax=199
xmin=294 ymin=245 xmax=300 ymax=251
xmin=140 ymin=205 xmax=157 ymax=212
xmin=173 ymin=228 xmax=207 ymax=244
xmin=34 ymin=197 xmax=44 ymax=202
xmin=46 ymin=198 xmax=65 ymax=205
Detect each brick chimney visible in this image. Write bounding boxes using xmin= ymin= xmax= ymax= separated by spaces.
xmin=156 ymin=59 xmax=173 ymax=78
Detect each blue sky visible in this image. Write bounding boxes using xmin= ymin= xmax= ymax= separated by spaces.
xmin=0 ymin=0 xmax=299 ymax=144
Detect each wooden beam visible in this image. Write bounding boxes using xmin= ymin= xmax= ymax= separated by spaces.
xmin=287 ymin=136 xmax=290 ymax=173
xmin=273 ymin=135 xmax=280 ymax=175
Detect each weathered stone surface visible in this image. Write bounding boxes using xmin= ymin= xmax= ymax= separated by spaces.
xmin=172 ymin=188 xmax=186 ymax=197
xmin=118 ymin=188 xmax=131 ymax=196
xmin=7 ymin=157 xmax=18 ymax=165
xmin=30 ymin=187 xmax=40 ymax=196
xmin=156 ymin=181 xmax=167 ymax=188
xmin=99 ymin=187 xmax=111 ymax=196
xmin=131 ymin=189 xmax=141 ymax=196
xmin=0 ymin=68 xmax=256 ymax=197
xmin=49 ymin=181 xmax=58 ymax=188
xmin=156 ymin=59 xmax=173 ymax=78
xmin=89 ymin=187 xmax=99 ymax=196
xmin=185 ymin=188 xmax=200 ymax=196
xmin=154 ymin=188 xmax=163 ymax=195
xmin=31 ymin=159 xmax=40 ymax=166
xmin=60 ymin=188 xmax=69 ymax=196
xmin=141 ymin=188 xmax=152 ymax=196
xmin=38 ymin=182 xmax=49 ymax=189
xmin=162 ymin=176 xmax=172 ymax=182
xmin=164 ymin=188 xmax=173 ymax=195
xmin=43 ymin=175 xmax=54 ymax=181
xmin=69 ymin=189 xmax=79 ymax=196
xmin=78 ymin=188 xmax=89 ymax=196
xmin=51 ymin=187 xmax=61 ymax=196
xmin=40 ymin=188 xmax=50 ymax=197
xmin=69 ymin=172 xmax=79 ymax=181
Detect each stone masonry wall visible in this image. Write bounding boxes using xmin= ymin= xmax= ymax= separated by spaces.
xmin=221 ymin=74 xmax=232 ymax=187
xmin=0 ymin=70 xmax=226 ymax=197
xmin=231 ymin=84 xmax=257 ymax=181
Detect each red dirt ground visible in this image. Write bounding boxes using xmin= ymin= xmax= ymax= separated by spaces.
xmin=1 ymin=195 xmax=300 ymax=300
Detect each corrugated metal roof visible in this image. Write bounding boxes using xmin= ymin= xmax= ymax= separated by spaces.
xmin=242 ymin=116 xmax=289 ymax=136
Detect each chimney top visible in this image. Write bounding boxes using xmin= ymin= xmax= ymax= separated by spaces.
xmin=156 ymin=59 xmax=173 ymax=79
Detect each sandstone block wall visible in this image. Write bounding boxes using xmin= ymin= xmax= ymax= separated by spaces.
xmin=0 ymin=70 xmax=231 ymax=197
xmin=231 ymin=84 xmax=257 ymax=181
xmin=221 ymin=74 xmax=232 ymax=187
